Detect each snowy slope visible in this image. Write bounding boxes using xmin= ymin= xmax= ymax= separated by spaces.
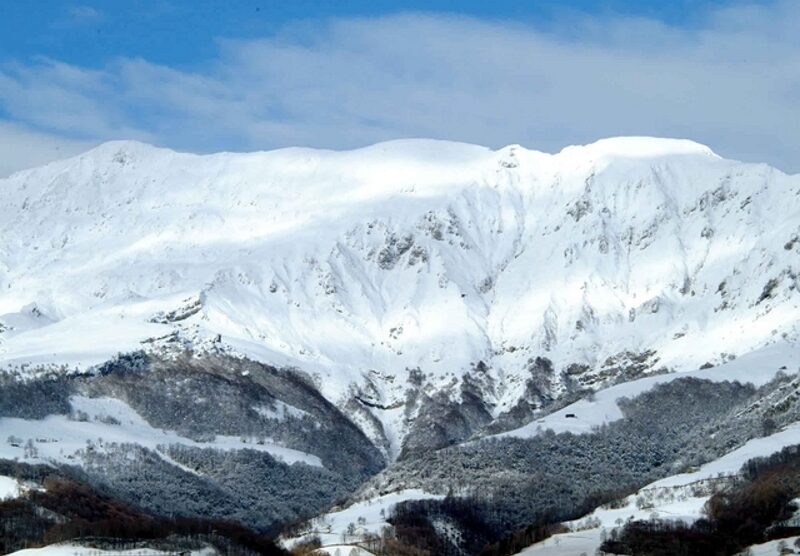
xmin=281 ymin=488 xmax=442 ymax=550
xmin=1 ymin=137 xmax=799 ymax=452
xmin=8 ymin=545 xmax=217 ymax=556
xmin=495 ymin=341 xmax=800 ymax=439
xmin=0 ymin=394 xmax=322 ymax=468
xmin=518 ymin=421 xmax=800 ymax=555
xmin=0 ymin=474 xmax=21 ymax=500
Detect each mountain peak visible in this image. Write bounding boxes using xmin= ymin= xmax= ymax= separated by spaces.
xmin=61 ymin=136 xmax=721 ymax=173
xmin=77 ymin=139 xmax=178 ymax=164
xmin=557 ymin=136 xmax=718 ymax=161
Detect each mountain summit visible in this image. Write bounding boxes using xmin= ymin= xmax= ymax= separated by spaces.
xmin=1 ymin=137 xmax=798 ymax=457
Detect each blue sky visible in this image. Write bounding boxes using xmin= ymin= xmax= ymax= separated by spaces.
xmin=0 ymin=0 xmax=797 ymax=175
xmin=0 ymin=1 xmax=734 ymax=67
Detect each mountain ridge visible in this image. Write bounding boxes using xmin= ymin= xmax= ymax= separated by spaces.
xmin=1 ymin=136 xmax=798 ymax=458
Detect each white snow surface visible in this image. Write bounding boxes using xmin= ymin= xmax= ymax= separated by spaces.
xmin=310 ymin=546 xmax=375 ymax=556
xmin=496 ymin=341 xmax=800 ymax=439
xmin=281 ymin=488 xmax=442 ymax=550
xmin=0 ymin=474 xmax=21 ymax=499
xmin=2 ymin=136 xmax=800 ymax=449
xmin=739 ymin=536 xmax=800 ymax=555
xmin=8 ymin=545 xmax=217 ymax=556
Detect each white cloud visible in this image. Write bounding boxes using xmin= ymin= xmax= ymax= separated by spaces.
xmin=0 ymin=121 xmax=95 ymax=177
xmin=0 ymin=1 xmax=798 ymax=172
xmin=67 ymin=5 xmax=104 ymax=23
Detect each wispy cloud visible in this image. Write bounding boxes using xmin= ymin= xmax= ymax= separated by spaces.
xmin=0 ymin=120 xmax=94 ymax=177
xmin=1 ymin=1 xmax=798 ymax=172
xmin=67 ymin=5 xmax=104 ymax=23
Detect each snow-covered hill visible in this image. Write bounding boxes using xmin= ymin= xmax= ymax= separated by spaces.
xmin=517 ymin=421 xmax=800 ymax=556
xmin=1 ymin=136 xmax=799 ymax=455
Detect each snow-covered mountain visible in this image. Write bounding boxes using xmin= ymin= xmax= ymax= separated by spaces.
xmin=1 ymin=136 xmax=799 ymax=457
xmin=2 ymin=136 xmax=800 ymax=556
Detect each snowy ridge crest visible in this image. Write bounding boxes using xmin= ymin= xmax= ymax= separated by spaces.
xmin=1 ymin=136 xmax=798 ymax=452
